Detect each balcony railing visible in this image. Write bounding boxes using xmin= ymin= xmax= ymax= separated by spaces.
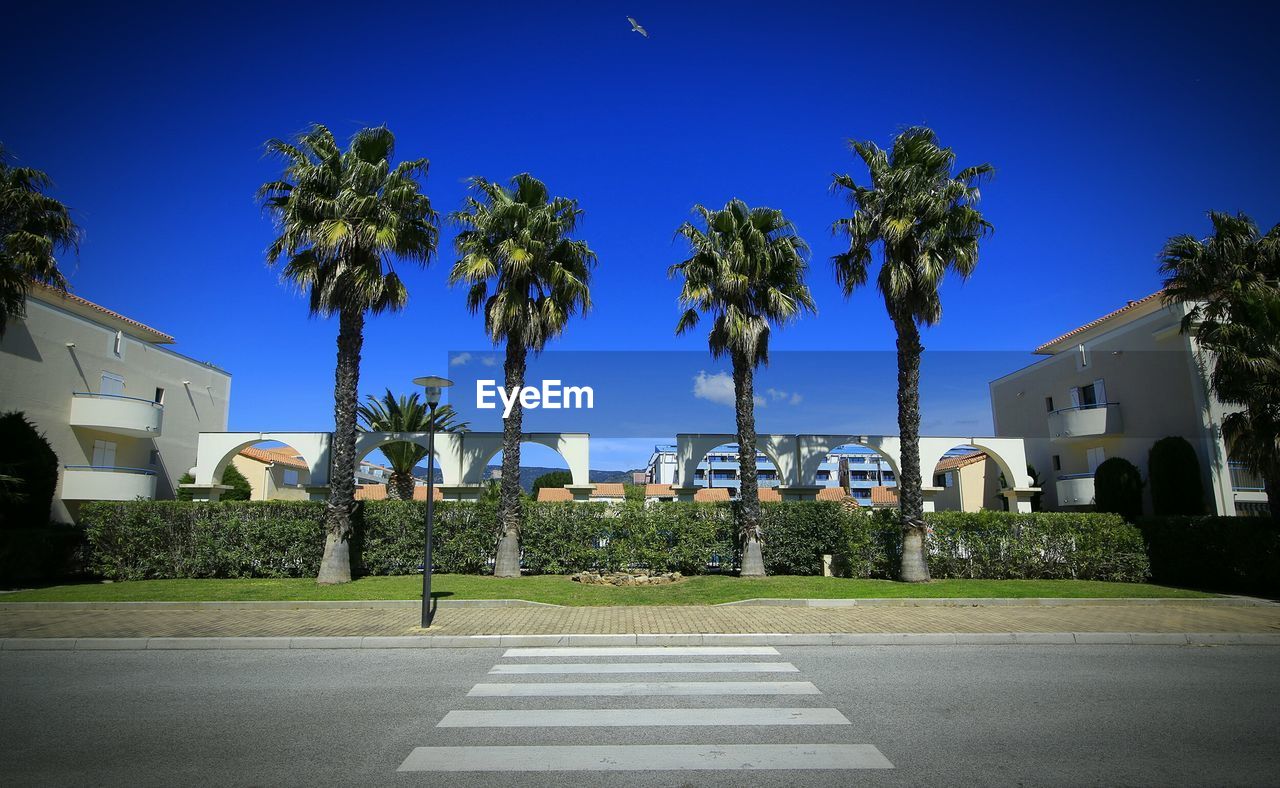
xmin=1048 ymin=402 xmax=1122 ymax=442
xmin=61 ymin=465 xmax=158 ymax=501
xmin=1055 ymin=473 xmax=1095 ymax=506
xmin=69 ymin=392 xmax=164 ymax=437
xmin=1229 ymin=462 xmax=1265 ymax=492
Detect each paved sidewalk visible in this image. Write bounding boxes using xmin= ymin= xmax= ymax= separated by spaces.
xmin=2 ymin=601 xmax=1278 ymax=639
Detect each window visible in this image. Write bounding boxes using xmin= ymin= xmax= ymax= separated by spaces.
xmin=934 ymin=472 xmax=953 ymax=488
xmin=154 ymin=387 xmax=165 ymax=404
xmin=283 ymin=470 xmax=300 ymax=487
xmin=1045 ymin=396 xmax=1054 ymax=412
xmin=100 ymin=372 xmax=125 ymax=396
xmin=148 ymin=450 xmax=160 ymax=466
xmin=92 ymin=440 xmax=117 ymax=468
xmin=112 ymin=330 xmax=124 ymax=358
xmin=1080 ymin=383 xmax=1097 ymax=407
xmin=1076 ymin=343 xmax=1089 ymax=369
xmin=815 ymin=471 xmax=830 ymax=480
xmin=1052 ymin=455 xmax=1061 ymax=471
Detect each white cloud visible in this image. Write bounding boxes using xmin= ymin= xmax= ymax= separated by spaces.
xmin=480 ymin=355 xmax=499 ymax=367
xmin=789 ymin=392 xmax=803 ymax=406
xmin=449 ymin=352 xmax=472 ymax=367
xmin=693 ymin=371 xmax=764 ymax=408
xmin=765 ymin=387 xmax=803 ymax=406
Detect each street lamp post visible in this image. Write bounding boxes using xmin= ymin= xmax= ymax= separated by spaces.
xmin=413 ymin=375 xmax=453 ymax=628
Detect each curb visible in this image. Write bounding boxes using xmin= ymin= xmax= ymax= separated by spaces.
xmin=2 ymin=596 xmax=1269 ymax=611
xmin=715 ymin=596 xmax=1274 ymax=608
xmin=3 ymin=632 xmax=1278 ymax=651
xmin=0 ymin=599 xmax=562 ymax=611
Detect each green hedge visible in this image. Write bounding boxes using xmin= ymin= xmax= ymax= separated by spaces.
xmin=1138 ymin=516 xmax=1279 ymax=595
xmin=79 ymin=499 xmax=1149 ymax=583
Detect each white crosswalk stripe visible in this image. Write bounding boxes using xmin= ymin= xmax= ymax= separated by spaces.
xmin=397 ymin=644 xmax=895 ymax=774
xmin=490 ymin=661 xmax=800 ymax=674
xmin=469 ymin=680 xmax=822 ymax=697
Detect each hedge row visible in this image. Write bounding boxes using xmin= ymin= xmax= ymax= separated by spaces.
xmin=1138 ymin=516 xmax=1279 ymax=596
xmin=79 ymin=500 xmax=1149 ymax=583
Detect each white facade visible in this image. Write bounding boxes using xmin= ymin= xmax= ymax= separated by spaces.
xmin=989 ymin=291 xmax=1267 ymax=516
xmin=0 ymin=284 xmax=231 ymax=521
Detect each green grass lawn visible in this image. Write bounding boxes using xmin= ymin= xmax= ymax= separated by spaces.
xmin=1 ymin=575 xmax=1215 ymax=605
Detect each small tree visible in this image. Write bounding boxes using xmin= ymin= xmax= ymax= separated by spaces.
xmin=219 ymin=464 xmax=253 ymax=501
xmin=176 ymin=472 xmax=195 ymax=501
xmin=0 ymin=412 xmax=58 ymax=528
xmin=1094 ymin=457 xmax=1144 ymax=521
xmin=1148 ymin=436 xmax=1205 ymax=516
xmin=531 ymin=470 xmax=573 ymax=496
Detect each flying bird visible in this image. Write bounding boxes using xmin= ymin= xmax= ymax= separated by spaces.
xmin=627 ymin=16 xmax=649 ymax=37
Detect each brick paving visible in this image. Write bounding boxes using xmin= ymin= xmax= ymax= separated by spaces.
xmin=2 ymin=604 xmax=1278 ymax=639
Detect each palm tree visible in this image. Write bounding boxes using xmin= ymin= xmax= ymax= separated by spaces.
xmin=1 ymin=144 xmax=80 ymax=335
xmin=357 ymin=389 xmax=469 ymax=499
xmin=832 ymin=127 xmax=993 ymax=582
xmin=670 ymin=200 xmax=816 ymax=577
xmin=1160 ymin=212 xmax=1280 ymax=518
xmin=449 ymin=174 xmax=596 ymax=577
xmin=259 ymin=124 xmax=438 ymax=584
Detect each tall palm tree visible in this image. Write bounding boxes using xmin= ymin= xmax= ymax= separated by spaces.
xmin=832 ymin=127 xmax=993 ymax=582
xmin=259 ymin=124 xmax=438 ymax=584
xmin=449 ymin=174 xmax=596 ymax=577
xmin=357 ymin=389 xmax=469 ymax=499
xmin=670 ymin=199 xmax=816 ymax=577
xmin=1160 ymin=211 xmax=1280 ymax=518
xmin=1 ymin=144 xmax=80 ymax=335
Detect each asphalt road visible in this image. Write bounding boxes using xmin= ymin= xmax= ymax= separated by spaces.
xmin=2 ymin=645 xmax=1278 ymax=787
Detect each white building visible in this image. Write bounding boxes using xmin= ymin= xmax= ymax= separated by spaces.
xmin=645 ymin=443 xmax=898 ymax=506
xmin=990 ymin=291 xmax=1267 ymax=516
xmin=0 ymin=283 xmax=231 ymax=521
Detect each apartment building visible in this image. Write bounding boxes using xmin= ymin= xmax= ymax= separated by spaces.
xmin=645 ymin=443 xmax=898 ymax=506
xmin=989 ymin=291 xmax=1266 ymax=516
xmin=0 ymin=282 xmax=231 ymax=520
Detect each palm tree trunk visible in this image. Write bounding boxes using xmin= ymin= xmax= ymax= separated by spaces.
xmin=389 ymin=471 xmax=415 ymax=501
xmin=1266 ymin=470 xmax=1278 ymax=523
xmin=733 ymin=351 xmax=766 ymax=577
xmin=493 ymin=341 xmax=527 ymax=578
xmin=894 ymin=313 xmax=930 ymax=583
xmin=317 ymin=307 xmax=364 ymax=585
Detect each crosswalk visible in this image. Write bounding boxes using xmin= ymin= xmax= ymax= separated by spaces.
xmin=397 ymin=645 xmax=895 ymax=774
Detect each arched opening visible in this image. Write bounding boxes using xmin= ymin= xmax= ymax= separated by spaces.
xmin=678 ymin=442 xmax=788 ymax=502
xmin=483 ymin=441 xmax=581 ymax=500
xmin=928 ymin=443 xmax=1011 ymax=512
xmin=219 ymin=441 xmax=310 ymax=501
xmin=353 ymin=432 xmax=450 ymax=501
xmin=815 ymin=443 xmax=899 ymax=507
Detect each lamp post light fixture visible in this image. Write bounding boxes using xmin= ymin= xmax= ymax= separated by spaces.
xmin=412 ymin=375 xmax=453 ymax=628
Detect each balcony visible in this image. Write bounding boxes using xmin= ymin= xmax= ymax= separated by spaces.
xmin=1048 ymin=403 xmax=1122 ymax=442
xmin=1056 ymin=473 xmax=1095 ymax=506
xmin=61 ymin=466 xmax=157 ymax=501
xmin=69 ymin=393 xmax=164 ymax=437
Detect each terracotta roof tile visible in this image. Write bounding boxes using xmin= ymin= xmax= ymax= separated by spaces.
xmin=591 ymin=483 xmax=627 ymax=498
xmin=934 ymin=452 xmax=988 ymax=473
xmin=695 ymin=487 xmax=730 ymax=502
xmin=536 ymin=487 xmax=574 ymax=502
xmin=870 ymin=485 xmax=899 ymax=505
xmin=354 ymin=484 xmax=441 ymax=501
xmin=30 ymin=280 xmax=175 ymax=344
xmin=645 ymin=484 xmax=675 ymax=498
xmin=815 ymin=487 xmax=848 ymax=502
xmin=757 ymin=487 xmax=782 ymax=502
xmin=238 ymin=446 xmax=309 ymax=471
xmin=1034 ymin=290 xmax=1165 ymax=354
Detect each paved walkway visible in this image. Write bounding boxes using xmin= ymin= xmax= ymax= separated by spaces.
xmin=2 ymin=602 xmax=1278 ymax=639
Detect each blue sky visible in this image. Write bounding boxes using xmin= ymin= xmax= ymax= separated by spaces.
xmin=3 ymin=0 xmax=1278 ymax=470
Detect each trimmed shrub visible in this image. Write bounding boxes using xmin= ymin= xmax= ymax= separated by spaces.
xmin=1138 ymin=516 xmax=1279 ymax=596
xmin=0 ymin=523 xmax=87 ymax=585
xmin=219 ymin=464 xmax=253 ymax=501
xmin=1095 ymin=457 xmax=1144 ymax=521
xmin=923 ymin=510 xmax=1149 ymax=582
xmin=79 ymin=499 xmax=1150 ymax=583
xmin=1148 ymin=437 xmax=1206 ymax=516
xmin=0 ymin=412 xmax=59 ymax=529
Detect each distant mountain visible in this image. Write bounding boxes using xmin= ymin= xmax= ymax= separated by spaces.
xmin=412 ymin=464 xmax=641 ymax=492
